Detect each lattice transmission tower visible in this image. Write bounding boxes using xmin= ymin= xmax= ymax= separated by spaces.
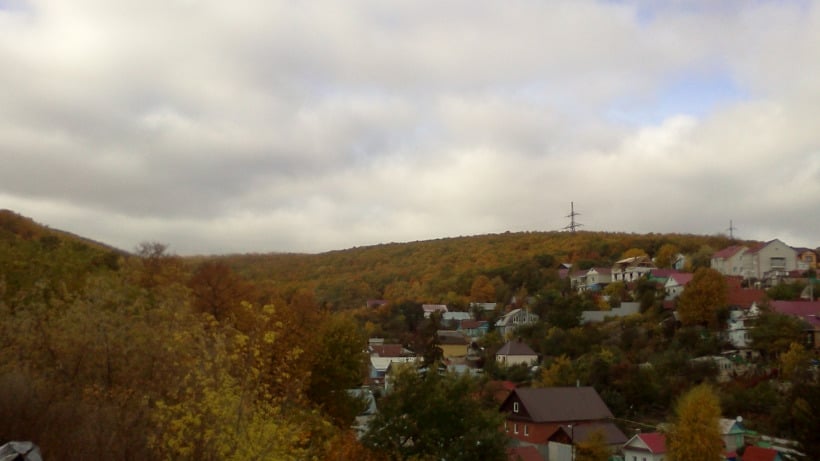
xmin=564 ymin=202 xmax=583 ymax=232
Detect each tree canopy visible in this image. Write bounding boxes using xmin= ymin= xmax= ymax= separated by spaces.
xmin=362 ymin=364 xmax=506 ymax=461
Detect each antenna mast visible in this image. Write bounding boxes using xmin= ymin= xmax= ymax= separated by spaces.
xmin=564 ymin=202 xmax=583 ymax=233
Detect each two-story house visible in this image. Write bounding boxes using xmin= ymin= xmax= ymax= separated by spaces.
xmin=569 ymin=267 xmax=612 ymax=293
xmin=495 ymin=308 xmax=539 ymax=338
xmin=611 ymin=256 xmax=656 ymax=283
xmin=712 ymin=240 xmax=801 ymax=285
xmin=499 ymin=387 xmax=627 ymax=461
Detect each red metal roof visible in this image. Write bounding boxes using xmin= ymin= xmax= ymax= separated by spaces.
xmin=771 ymin=300 xmax=820 ymax=327
xmin=638 ymin=432 xmax=667 ymax=454
xmin=742 ymin=445 xmax=779 ymax=461
xmin=727 ymin=287 xmax=766 ymax=308
xmin=713 ymin=245 xmax=746 ymax=259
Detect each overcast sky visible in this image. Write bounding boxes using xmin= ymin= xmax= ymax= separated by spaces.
xmin=1 ymin=0 xmax=818 ymax=255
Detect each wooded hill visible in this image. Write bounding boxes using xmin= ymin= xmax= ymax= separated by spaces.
xmin=205 ymin=230 xmax=739 ymax=309
xmin=2 ymin=208 xmax=742 ymax=309
xmin=2 ymin=209 xmax=818 ymax=460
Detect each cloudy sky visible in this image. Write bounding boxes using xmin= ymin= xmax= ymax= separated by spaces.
xmin=1 ymin=0 xmax=818 ymax=255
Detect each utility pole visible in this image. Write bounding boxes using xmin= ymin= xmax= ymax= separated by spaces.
xmin=564 ymin=202 xmax=583 ymax=233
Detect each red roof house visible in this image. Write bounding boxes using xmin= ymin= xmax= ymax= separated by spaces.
xmin=622 ymin=432 xmax=666 ymax=461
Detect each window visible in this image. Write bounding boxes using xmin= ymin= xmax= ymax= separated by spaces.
xmin=513 ymin=402 xmax=519 ymax=413
xmin=524 ymin=424 xmax=529 ymax=436
xmin=504 ymin=422 xmax=508 ymax=432
xmin=770 ymin=257 xmax=786 ymax=269
xmin=514 ymin=423 xmax=518 ymax=434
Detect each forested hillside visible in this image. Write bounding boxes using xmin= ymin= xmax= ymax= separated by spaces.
xmin=3 ymin=210 xmax=817 ymax=460
xmin=208 ymin=230 xmax=738 ymax=309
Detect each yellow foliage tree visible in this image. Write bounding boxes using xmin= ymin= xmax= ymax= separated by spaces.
xmin=779 ymin=342 xmax=811 ymax=382
xmin=666 ymin=384 xmax=723 ymax=461
xmin=149 ymin=303 xmax=318 ymax=460
xmin=535 ymin=355 xmax=577 ymax=387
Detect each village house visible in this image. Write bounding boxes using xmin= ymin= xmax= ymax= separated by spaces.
xmin=436 ymin=330 xmax=471 ymax=358
xmin=611 ymin=256 xmax=656 ymax=282
xmin=769 ymin=300 xmax=820 ymax=349
xmin=496 ymin=308 xmax=539 ymax=338
xmin=569 ymin=267 xmax=612 ymax=293
xmin=496 ymin=340 xmax=538 ymax=367
xmin=621 ymin=432 xmax=667 ymax=461
xmin=422 ymin=304 xmax=448 ymax=318
xmin=458 ymin=319 xmax=489 ymax=338
xmin=794 ymin=248 xmax=818 ymax=270
xmin=664 ymin=272 xmax=693 ymax=299
xmin=712 ymin=240 xmax=803 ymax=286
xmin=499 ymin=387 xmax=627 ymax=461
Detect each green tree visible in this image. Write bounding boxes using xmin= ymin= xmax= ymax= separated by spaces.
xmin=362 ymin=365 xmax=506 ymax=461
xmin=666 ymin=384 xmax=723 ymax=461
xmin=749 ymin=309 xmax=807 ymax=359
xmin=676 ymin=268 xmax=727 ymax=329
xmin=307 ymin=313 xmax=369 ymax=426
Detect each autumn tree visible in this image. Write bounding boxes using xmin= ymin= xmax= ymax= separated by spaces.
xmin=654 ymin=243 xmax=680 ymax=269
xmin=620 ymin=248 xmax=648 ymax=260
xmin=575 ymin=430 xmax=611 ymax=461
xmin=362 ymin=365 xmax=506 ymax=461
xmin=133 ymin=241 xmax=186 ymax=289
xmin=535 ymin=355 xmax=577 ymax=387
xmin=675 ymin=268 xmax=728 ymax=329
xmin=470 ymin=275 xmax=496 ymax=302
xmin=666 ymin=384 xmax=723 ymax=461
xmin=779 ymin=342 xmax=812 ymax=383
xmin=188 ymin=261 xmax=255 ymax=323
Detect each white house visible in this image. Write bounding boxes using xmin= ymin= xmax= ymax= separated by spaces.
xmin=719 ymin=417 xmax=746 ymax=453
xmin=748 ymin=239 xmax=799 ymax=282
xmin=622 ymin=432 xmax=667 ymax=461
xmin=664 ymin=273 xmax=693 ymax=299
xmin=570 ymin=267 xmax=612 ymax=293
xmin=711 ymin=245 xmax=752 ymax=277
xmin=712 ymin=240 xmax=801 ymax=284
xmin=495 ymin=308 xmax=539 ymax=338
xmin=611 ymin=256 xmax=656 ymax=282
xmin=726 ymin=304 xmax=761 ymax=349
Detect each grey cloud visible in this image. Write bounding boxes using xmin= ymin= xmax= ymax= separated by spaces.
xmin=1 ymin=1 xmax=819 ymax=253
